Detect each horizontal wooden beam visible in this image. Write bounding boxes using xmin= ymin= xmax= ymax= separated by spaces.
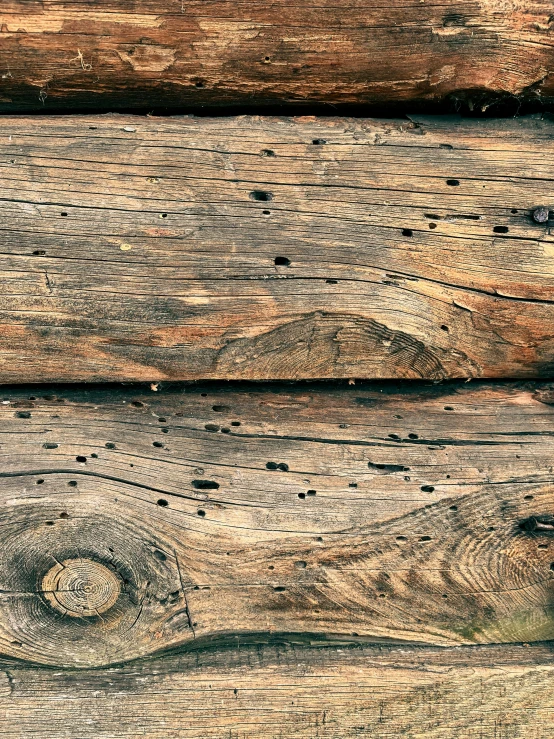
xmin=3 ymin=115 xmax=554 ymax=381
xmin=0 ymin=1 xmax=553 ymax=112
xmin=2 ymin=641 xmax=554 ymax=738
xmin=1 ymin=381 xmax=554 ymax=667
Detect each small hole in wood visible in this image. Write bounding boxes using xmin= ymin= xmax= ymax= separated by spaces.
xmin=421 ymin=485 xmax=435 ymax=492
xmin=76 ymin=456 xmax=87 ymax=463
xmin=33 ymin=250 xmax=46 ymax=256
xmin=298 ymin=492 xmax=306 ymax=499
xmin=36 ymin=479 xmax=44 ymax=485
xmin=59 ymin=512 xmax=69 ymax=519
xmin=157 ymin=499 xmax=168 ymax=507
xmin=429 ymin=223 xmax=437 ymax=229
xmin=274 ymin=256 xmax=290 ymax=266
xmin=212 ymin=405 xmax=230 ymax=412
xmin=446 ymin=179 xmax=459 ymax=186
xmin=153 ymin=441 xmax=163 ymax=448
xmin=493 ymin=226 xmax=509 ymax=233
xmin=250 ymin=190 xmax=273 ymax=202
xmin=402 ymin=228 xmax=413 ymax=237
xmin=312 ymin=139 xmax=326 ymax=145
xmin=43 ymin=443 xmax=58 ymax=449
xmin=441 ymin=325 xmax=449 ymax=332
xmin=197 ymin=509 xmax=206 ymax=517
xmin=231 ymin=421 xmax=241 ymax=426
xmin=192 ymin=480 xmax=220 ymax=490
xmin=105 ymin=442 xmax=116 ymax=449
xmin=261 ymin=149 xmax=275 ymax=157
xmin=61 ymin=212 xmax=68 ymax=217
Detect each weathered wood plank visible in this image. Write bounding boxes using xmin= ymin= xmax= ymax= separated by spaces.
xmin=2 ymin=641 xmax=554 ymax=738
xmin=0 ymin=0 xmax=553 ymax=112
xmin=3 ymin=115 xmax=554 ymax=381
xmin=1 ymin=380 xmax=554 ymax=667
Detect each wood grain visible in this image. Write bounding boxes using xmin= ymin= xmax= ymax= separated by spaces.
xmin=2 ymin=380 xmax=554 ymax=668
xmin=3 ymin=114 xmax=554 ymax=381
xmin=0 ymin=0 xmax=554 ymax=112
xmin=2 ymin=641 xmax=554 ymax=738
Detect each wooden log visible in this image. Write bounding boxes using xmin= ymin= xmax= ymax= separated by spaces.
xmin=3 ymin=114 xmax=554 ymax=381
xmin=1 ymin=380 xmax=554 ymax=668
xmin=2 ymin=641 xmax=554 ymax=738
xmin=0 ymin=0 xmax=553 ymax=112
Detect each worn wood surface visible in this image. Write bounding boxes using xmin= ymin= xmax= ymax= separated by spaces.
xmin=1 ymin=380 xmax=554 ymax=668
xmin=2 ymin=641 xmax=554 ymax=738
xmin=1 ymin=0 xmax=554 ymax=112
xmin=3 ymin=114 xmax=554 ymax=381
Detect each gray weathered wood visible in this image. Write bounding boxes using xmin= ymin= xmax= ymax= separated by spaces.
xmin=2 ymin=641 xmax=554 ymax=738
xmin=1 ymin=381 xmax=554 ymax=668
xmin=3 ymin=115 xmax=554 ymax=381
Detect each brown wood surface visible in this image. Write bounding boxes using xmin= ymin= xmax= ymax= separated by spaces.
xmin=2 ymin=641 xmax=554 ymax=738
xmin=1 ymin=0 xmax=554 ymax=112
xmin=1 ymin=380 xmax=554 ymax=669
xmin=3 ymin=114 xmax=554 ymax=381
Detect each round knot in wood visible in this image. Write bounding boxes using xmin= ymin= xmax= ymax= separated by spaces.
xmin=42 ymin=559 xmax=121 ymax=617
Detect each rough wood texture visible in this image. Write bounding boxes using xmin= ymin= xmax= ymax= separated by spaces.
xmin=1 ymin=0 xmax=554 ymax=112
xmin=2 ymin=380 xmax=554 ymax=668
xmin=2 ymin=641 xmax=554 ymax=738
xmin=3 ymin=114 xmax=554 ymax=381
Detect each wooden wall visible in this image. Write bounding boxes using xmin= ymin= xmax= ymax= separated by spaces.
xmin=2 ymin=2 xmax=554 ymax=736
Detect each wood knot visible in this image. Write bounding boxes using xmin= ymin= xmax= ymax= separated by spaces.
xmin=42 ymin=559 xmax=121 ymax=617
